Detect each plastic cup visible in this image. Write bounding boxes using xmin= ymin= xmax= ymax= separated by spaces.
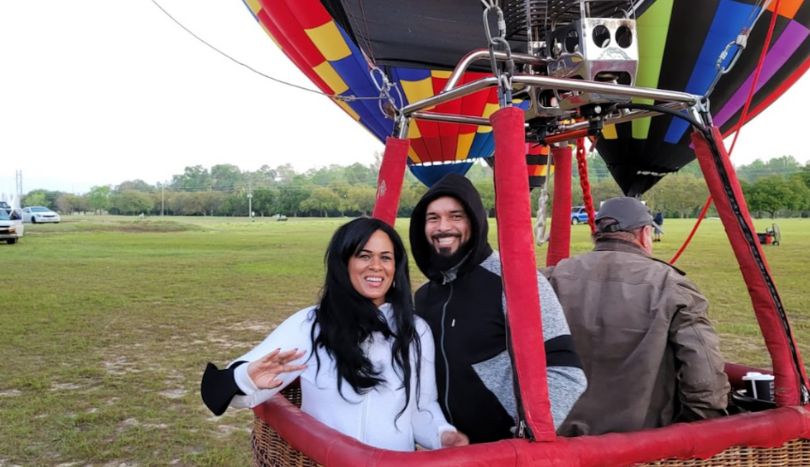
xmin=742 ymin=371 xmax=775 ymax=401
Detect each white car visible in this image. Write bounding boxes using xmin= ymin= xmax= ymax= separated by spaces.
xmin=0 ymin=209 xmax=23 ymax=244
xmin=22 ymin=206 xmax=61 ymax=224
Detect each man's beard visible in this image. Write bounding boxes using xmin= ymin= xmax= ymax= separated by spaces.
xmin=429 ymin=237 xmax=472 ymax=272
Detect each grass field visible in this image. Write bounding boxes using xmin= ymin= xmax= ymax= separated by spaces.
xmin=1 ymin=215 xmax=808 ymax=465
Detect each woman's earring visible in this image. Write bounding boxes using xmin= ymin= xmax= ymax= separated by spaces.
xmin=392 ymin=281 xmax=397 ymax=289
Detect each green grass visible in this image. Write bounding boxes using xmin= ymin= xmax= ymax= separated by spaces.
xmin=0 ymin=215 xmax=808 ymax=464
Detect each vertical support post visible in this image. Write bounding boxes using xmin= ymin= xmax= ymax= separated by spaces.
xmin=372 ymin=133 xmax=411 ymax=226
xmin=491 ymin=107 xmax=556 ymax=441
xmin=691 ymin=126 xmax=808 ymax=406
xmin=546 ymin=145 xmax=572 ymax=267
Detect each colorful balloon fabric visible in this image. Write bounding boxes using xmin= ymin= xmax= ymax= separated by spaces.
xmin=241 ymin=0 xmax=520 ymax=186
xmin=598 ymin=0 xmax=810 ymax=194
xmin=242 ymin=0 xmax=810 ymax=194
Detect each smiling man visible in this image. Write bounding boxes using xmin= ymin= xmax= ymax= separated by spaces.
xmin=408 ymin=173 xmax=586 ymax=443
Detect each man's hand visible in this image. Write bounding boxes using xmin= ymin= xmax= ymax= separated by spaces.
xmin=440 ymin=430 xmax=469 ymax=448
xmin=247 ymin=348 xmax=307 ymax=389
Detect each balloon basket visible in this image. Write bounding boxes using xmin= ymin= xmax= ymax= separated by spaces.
xmin=250 ymin=375 xmax=810 ymax=467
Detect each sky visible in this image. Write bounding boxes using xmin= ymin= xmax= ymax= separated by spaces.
xmin=1 ymin=0 xmax=809 ymax=196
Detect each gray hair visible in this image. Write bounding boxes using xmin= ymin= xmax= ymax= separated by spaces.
xmin=593 ymin=218 xmax=643 ymax=243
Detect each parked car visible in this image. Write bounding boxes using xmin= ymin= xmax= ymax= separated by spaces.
xmin=571 ymin=206 xmax=589 ymax=224
xmin=22 ymin=206 xmax=61 ymax=224
xmin=0 ymin=209 xmax=23 ymax=244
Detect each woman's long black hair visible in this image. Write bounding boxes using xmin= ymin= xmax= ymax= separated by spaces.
xmin=310 ymin=217 xmax=421 ymax=418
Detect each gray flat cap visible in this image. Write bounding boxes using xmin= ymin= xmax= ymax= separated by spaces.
xmin=595 ymin=197 xmax=662 ymax=233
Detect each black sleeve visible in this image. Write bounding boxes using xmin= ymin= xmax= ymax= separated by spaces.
xmin=200 ymin=361 xmax=247 ymax=416
xmin=544 ymin=335 xmax=583 ymax=369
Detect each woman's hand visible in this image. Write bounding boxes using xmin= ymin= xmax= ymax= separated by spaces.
xmin=440 ymin=430 xmax=469 ymax=448
xmin=247 ymin=348 xmax=307 ymax=390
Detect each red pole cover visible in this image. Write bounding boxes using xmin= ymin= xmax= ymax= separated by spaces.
xmin=372 ymin=137 xmax=410 ymax=226
xmin=546 ymin=145 xmax=573 ymax=267
xmin=490 ymin=107 xmax=556 ymax=441
xmin=691 ymin=127 xmax=808 ymax=406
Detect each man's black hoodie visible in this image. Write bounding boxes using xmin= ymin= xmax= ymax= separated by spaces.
xmin=409 ymin=173 xmax=586 ymax=443
xmin=410 ymin=174 xmax=515 ymax=442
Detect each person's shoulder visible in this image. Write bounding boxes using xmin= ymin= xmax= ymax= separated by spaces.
xmin=478 ymin=250 xmax=502 ymax=276
xmin=649 ymin=256 xmax=686 ymax=276
xmin=280 ymin=305 xmax=318 ymax=328
xmin=413 ymin=314 xmax=430 ymax=331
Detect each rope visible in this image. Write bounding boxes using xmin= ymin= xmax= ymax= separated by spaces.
xmin=575 ymin=138 xmax=596 ymax=235
xmin=534 ymin=189 xmax=550 ymax=246
xmin=669 ymin=0 xmax=781 ymax=265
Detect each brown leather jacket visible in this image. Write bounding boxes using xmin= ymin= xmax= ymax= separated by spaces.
xmin=544 ymin=239 xmax=730 ymax=436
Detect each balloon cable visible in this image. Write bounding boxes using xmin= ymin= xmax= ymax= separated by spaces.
xmin=669 ymin=0 xmax=781 ymax=265
xmin=150 ymin=0 xmax=385 ymax=103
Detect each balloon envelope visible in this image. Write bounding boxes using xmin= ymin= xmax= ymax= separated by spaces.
xmin=243 ymin=0 xmax=810 ymax=193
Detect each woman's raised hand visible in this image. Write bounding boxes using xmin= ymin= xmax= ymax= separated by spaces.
xmin=247 ymin=348 xmax=307 ymax=390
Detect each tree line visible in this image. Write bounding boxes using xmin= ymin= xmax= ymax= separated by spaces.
xmin=21 ymin=156 xmax=810 ymax=219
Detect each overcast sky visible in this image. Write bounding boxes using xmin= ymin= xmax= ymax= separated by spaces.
xmin=1 ymin=0 xmax=809 ymax=196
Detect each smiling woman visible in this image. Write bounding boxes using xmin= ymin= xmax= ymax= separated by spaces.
xmin=200 ymin=217 xmax=469 ymax=451
xmin=347 ymin=230 xmax=395 ymax=306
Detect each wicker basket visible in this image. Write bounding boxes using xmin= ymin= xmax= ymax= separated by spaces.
xmin=252 ymin=383 xmax=321 ymax=467
xmin=638 ymin=438 xmax=810 ymax=466
xmin=251 ymin=383 xmax=810 ymax=467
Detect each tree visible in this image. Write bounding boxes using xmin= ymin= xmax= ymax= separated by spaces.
xmin=116 ymin=179 xmax=155 ymax=193
xmin=645 ymin=173 xmax=708 ymax=218
xmin=23 ymin=191 xmax=48 ymax=207
xmin=171 ymin=165 xmax=211 ymax=192
xmin=276 ymin=184 xmax=309 ymax=216
xmin=210 ymin=164 xmax=243 ymax=192
xmin=736 ymin=156 xmax=801 ymax=182
xmin=87 ymin=185 xmax=112 ymax=214
xmin=745 ymin=175 xmax=799 ymax=218
xmin=56 ymin=193 xmax=88 ymax=214
xmin=110 ymin=191 xmax=155 ymax=215
xmin=797 ymin=162 xmax=810 ymax=190
xmin=300 ymin=187 xmax=340 ymax=217
xmin=344 ymin=163 xmax=376 ymax=186
xmin=23 ymin=189 xmax=62 ymax=209
xmin=275 ymin=164 xmax=297 ymax=184
xmin=344 ymin=185 xmax=376 ymax=216
xmin=250 ymin=187 xmax=278 ymax=216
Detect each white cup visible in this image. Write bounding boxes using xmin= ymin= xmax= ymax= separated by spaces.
xmin=742 ymin=371 xmax=775 ymax=401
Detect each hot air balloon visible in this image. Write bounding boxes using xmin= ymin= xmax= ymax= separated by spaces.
xmin=235 ymin=1 xmax=810 ymax=465
xmin=598 ymin=0 xmax=810 ymax=194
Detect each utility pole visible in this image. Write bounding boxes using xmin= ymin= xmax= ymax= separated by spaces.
xmin=15 ymin=170 xmax=23 ymax=203
xmin=161 ymin=183 xmax=165 ymax=217
xmin=247 ymin=181 xmax=253 ymax=221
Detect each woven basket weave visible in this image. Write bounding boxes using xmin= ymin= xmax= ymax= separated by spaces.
xmin=251 ymin=384 xmax=810 ymax=467
xmin=638 ymin=438 xmax=810 ymax=466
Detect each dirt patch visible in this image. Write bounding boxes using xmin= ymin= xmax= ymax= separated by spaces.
xmin=71 ymin=220 xmax=204 ymax=234
xmin=159 ymin=389 xmax=187 ymax=399
xmin=103 ymin=356 xmax=141 ymax=376
xmin=117 ymin=418 xmax=168 ymax=432
xmin=50 ymin=382 xmax=83 ymax=391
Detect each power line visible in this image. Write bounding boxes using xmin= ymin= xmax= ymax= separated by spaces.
xmin=150 ymin=0 xmax=385 ymax=102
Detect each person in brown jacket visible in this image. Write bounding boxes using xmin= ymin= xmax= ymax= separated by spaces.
xmin=544 ymin=196 xmax=730 ymax=436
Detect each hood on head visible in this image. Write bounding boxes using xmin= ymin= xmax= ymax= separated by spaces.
xmin=409 ymin=173 xmax=493 ymax=281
